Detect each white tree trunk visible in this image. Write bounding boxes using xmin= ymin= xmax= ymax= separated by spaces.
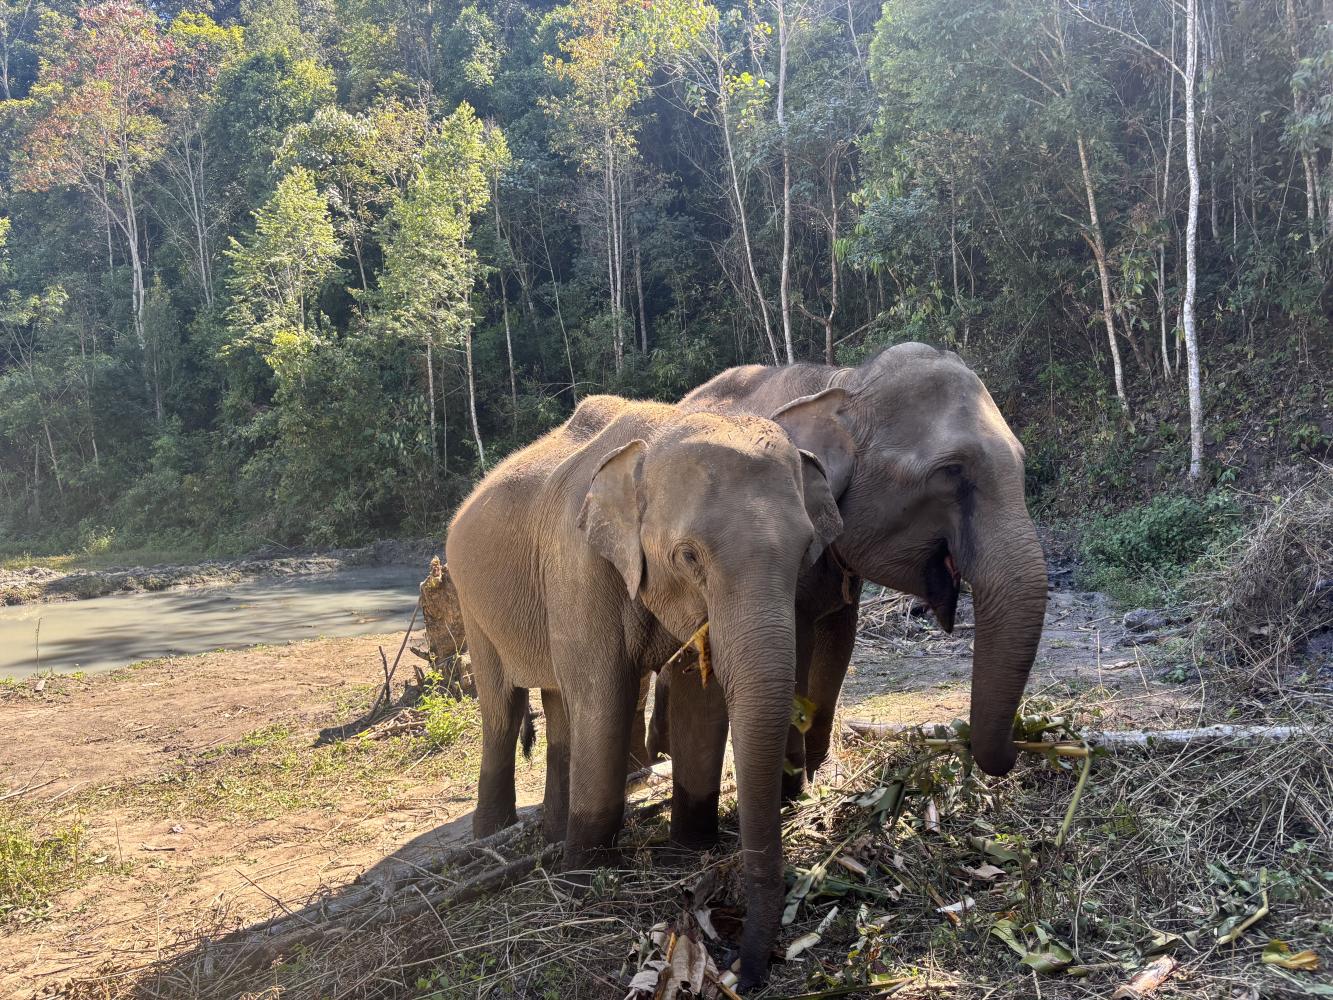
xmin=1076 ymin=135 xmax=1131 ymax=419
xmin=715 ymin=46 xmax=779 ymax=364
xmin=1183 ymin=0 xmax=1204 ymax=479
xmin=776 ymin=0 xmax=795 ymax=364
xmin=464 ymin=315 xmax=486 ymax=471
xmin=425 ymin=332 xmax=437 ymax=478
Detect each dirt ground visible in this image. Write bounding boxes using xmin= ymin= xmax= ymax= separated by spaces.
xmin=0 ymin=586 xmax=1198 ymax=999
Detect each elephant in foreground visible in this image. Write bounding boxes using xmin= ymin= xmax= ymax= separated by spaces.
xmin=444 ymin=392 xmax=851 ymax=988
xmin=651 ymin=342 xmax=1048 ymax=843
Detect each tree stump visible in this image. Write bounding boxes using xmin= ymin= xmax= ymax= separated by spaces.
xmin=419 ymin=556 xmax=474 ymax=696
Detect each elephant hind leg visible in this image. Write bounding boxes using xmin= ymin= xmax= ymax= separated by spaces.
xmin=628 ymin=672 xmax=652 ymax=770
xmin=541 ymin=688 xmax=571 ymax=844
xmin=646 ymin=669 xmax=670 ymax=761
xmin=471 ymin=630 xmax=528 ymax=838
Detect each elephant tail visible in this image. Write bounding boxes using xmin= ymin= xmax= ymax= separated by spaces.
xmin=520 ymin=704 xmax=537 ymax=760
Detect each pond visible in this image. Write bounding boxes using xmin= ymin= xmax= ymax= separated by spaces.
xmin=0 ymin=566 xmax=422 ymax=679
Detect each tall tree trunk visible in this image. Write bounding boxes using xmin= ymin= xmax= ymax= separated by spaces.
xmin=120 ymin=173 xmax=159 ymax=423
xmin=714 ymin=40 xmax=779 ymax=364
xmin=1159 ymin=19 xmax=1175 ymax=382
xmin=440 ymin=359 xmax=449 ymax=473
xmin=425 ymin=333 xmax=438 ymax=479
xmin=1286 ymin=0 xmax=1321 ymax=251
xmin=537 ymin=179 xmax=578 ymax=402
xmin=1076 ymin=134 xmax=1131 ymax=419
xmin=776 ymin=0 xmax=795 ymax=364
xmin=633 ymin=219 xmax=648 ymax=354
xmin=1183 ymin=0 xmax=1204 ymax=479
xmin=464 ymin=303 xmax=486 ymax=471
xmin=492 ymin=173 xmax=520 ymax=428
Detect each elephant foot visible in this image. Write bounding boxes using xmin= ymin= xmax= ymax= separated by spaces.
xmin=542 ymin=816 xmax=567 ymax=845
xmin=472 ymin=807 xmax=517 ymax=840
xmin=781 ymin=766 xmax=807 ymax=804
xmin=669 ymin=787 xmax=720 ymax=851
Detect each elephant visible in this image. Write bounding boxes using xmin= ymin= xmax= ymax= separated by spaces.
xmin=444 ymin=390 xmax=853 ymax=989
xmin=649 ymin=341 xmax=1049 ymax=846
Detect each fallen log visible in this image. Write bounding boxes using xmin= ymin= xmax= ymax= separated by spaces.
xmin=843 ymin=719 xmax=1304 ymax=753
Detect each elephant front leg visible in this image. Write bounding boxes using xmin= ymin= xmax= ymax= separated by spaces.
xmin=541 ymin=688 xmax=571 ymax=844
xmin=666 ymin=668 xmax=729 ymax=850
xmin=804 ymin=595 xmax=860 ymax=779
xmin=562 ymin=670 xmax=639 ymax=871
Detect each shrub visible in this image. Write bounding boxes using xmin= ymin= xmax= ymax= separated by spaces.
xmin=0 ymin=816 xmax=86 ymax=920
xmin=1079 ymin=490 xmax=1240 ymax=604
xmin=417 ymin=685 xmax=481 ymax=750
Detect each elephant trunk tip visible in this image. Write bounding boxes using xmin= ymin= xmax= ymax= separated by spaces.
xmin=971 ymin=739 xmax=1018 ymax=777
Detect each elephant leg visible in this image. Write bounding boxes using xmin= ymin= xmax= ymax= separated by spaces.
xmin=628 ymin=672 xmax=651 ymax=770
xmin=804 ymin=596 xmax=860 ymax=779
xmin=541 ymin=688 xmax=571 ymax=844
xmin=782 ymin=611 xmax=818 ymax=803
xmin=471 ymin=632 xmax=528 ymax=838
xmin=646 ymin=669 xmax=670 ymax=760
xmin=667 ymin=669 xmax=729 ymax=851
xmin=562 ymin=667 xmax=639 ymax=870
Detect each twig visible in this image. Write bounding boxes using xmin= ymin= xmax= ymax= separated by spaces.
xmin=0 ymin=777 xmax=55 ymax=802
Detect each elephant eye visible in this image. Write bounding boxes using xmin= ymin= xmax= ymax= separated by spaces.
xmin=938 ymin=463 xmax=964 ymax=478
xmin=674 ymin=543 xmax=702 ymax=571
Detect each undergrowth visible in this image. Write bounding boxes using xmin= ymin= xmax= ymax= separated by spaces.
xmin=1077 ymin=489 xmax=1240 ymax=606
xmin=0 ymin=812 xmax=87 ymax=923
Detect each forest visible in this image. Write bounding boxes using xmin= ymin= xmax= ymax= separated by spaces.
xmin=0 ymin=0 xmax=1329 ymax=554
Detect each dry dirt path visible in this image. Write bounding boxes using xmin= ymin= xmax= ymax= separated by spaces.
xmin=0 ymin=587 xmax=1195 ymax=998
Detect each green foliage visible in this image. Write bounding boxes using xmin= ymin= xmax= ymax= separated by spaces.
xmin=0 ymin=814 xmax=86 ymax=920
xmin=1079 ymin=491 xmax=1240 ymax=604
xmin=417 ymin=688 xmax=481 ymax=750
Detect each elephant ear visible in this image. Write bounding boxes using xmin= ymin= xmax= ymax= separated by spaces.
xmin=770 ymin=387 xmax=856 ymax=500
xmin=577 ymin=439 xmax=647 ymax=598
xmin=798 ymin=449 xmax=843 ymax=568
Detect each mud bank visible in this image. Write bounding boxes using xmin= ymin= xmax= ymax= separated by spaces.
xmin=0 ymin=538 xmax=440 ymax=607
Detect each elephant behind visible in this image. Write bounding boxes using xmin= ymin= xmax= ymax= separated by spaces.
xmin=444 ymin=391 xmax=851 ymax=989
xmin=651 ymin=342 xmax=1048 ymax=841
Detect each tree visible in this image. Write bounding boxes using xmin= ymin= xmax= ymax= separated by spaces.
xmin=158 ymin=12 xmax=243 ymax=308
xmin=278 ymin=100 xmax=431 ymax=294
xmin=544 ymin=0 xmax=706 ymax=374
xmin=224 ymin=165 xmax=342 ymax=381
xmin=376 ymin=103 xmax=509 ymax=472
xmin=18 ymin=0 xmax=176 ymax=420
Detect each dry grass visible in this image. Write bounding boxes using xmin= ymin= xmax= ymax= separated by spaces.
xmin=1193 ymin=466 xmax=1333 ymax=695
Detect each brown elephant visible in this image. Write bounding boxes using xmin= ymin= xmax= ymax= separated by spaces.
xmin=444 ymin=391 xmax=851 ymax=989
xmin=650 ymin=342 xmax=1048 ymax=847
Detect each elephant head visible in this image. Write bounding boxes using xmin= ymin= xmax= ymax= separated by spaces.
xmin=829 ymin=343 xmax=1047 ymax=777
xmin=578 ymin=397 xmax=850 ymax=986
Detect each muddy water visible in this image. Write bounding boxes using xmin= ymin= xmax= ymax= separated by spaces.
xmin=0 ymin=567 xmax=421 ymax=678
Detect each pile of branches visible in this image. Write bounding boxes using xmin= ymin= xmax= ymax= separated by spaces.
xmin=1194 ymin=466 xmax=1333 ymax=692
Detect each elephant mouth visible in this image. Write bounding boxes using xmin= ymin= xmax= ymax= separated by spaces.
xmin=922 ymin=539 xmax=961 ymax=633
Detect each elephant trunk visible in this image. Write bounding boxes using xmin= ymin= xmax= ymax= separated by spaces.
xmin=709 ymin=581 xmax=797 ymax=990
xmin=963 ymin=512 xmax=1048 ymax=776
